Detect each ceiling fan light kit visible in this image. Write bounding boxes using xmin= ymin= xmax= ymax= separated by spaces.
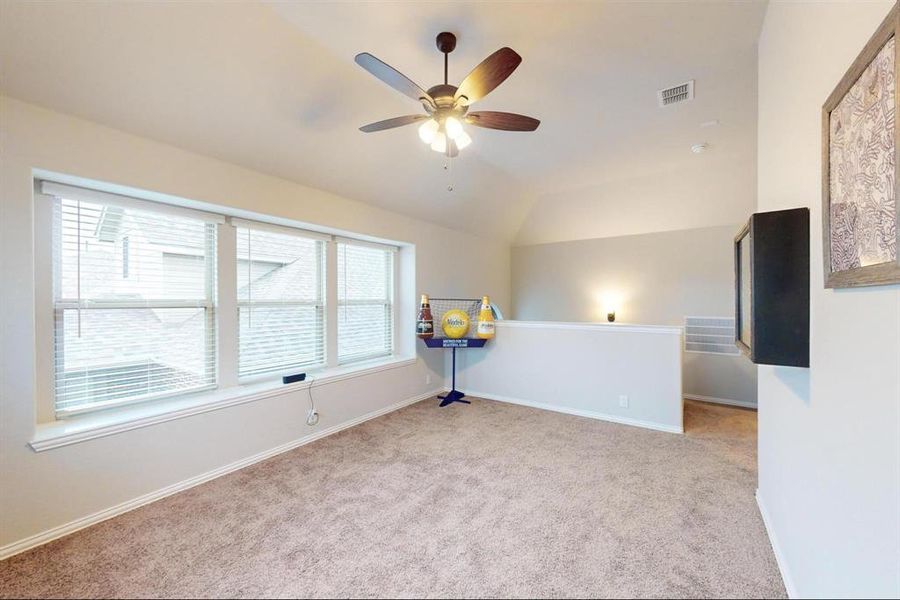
xmin=355 ymin=32 xmax=540 ymax=158
xmin=418 ymin=118 xmax=440 ymax=144
xmin=431 ymin=132 xmax=447 ymax=153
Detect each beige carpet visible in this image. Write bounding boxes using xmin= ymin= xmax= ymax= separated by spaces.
xmin=0 ymin=398 xmax=785 ymax=599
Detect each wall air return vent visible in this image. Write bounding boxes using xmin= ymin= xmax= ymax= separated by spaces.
xmin=658 ymin=80 xmax=694 ymax=107
xmin=684 ymin=316 xmax=740 ymax=355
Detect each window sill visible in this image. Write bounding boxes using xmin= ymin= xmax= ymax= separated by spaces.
xmin=29 ymin=355 xmax=417 ymax=452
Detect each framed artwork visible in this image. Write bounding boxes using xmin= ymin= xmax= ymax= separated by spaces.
xmin=822 ymin=3 xmax=900 ymax=288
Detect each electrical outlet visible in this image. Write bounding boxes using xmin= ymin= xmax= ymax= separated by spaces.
xmin=618 ymin=395 xmax=629 ymax=408
xmin=425 ymin=374 xmax=432 ymax=386
xmin=306 ymin=409 xmax=319 ymax=426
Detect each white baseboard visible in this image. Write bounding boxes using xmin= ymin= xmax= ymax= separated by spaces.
xmin=0 ymin=388 xmax=442 ymax=561
xmin=684 ymin=393 xmax=757 ymax=410
xmin=463 ymin=390 xmax=683 ymax=434
xmin=756 ymin=489 xmax=797 ymax=599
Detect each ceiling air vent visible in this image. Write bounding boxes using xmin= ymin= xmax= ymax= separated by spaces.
xmin=658 ymin=80 xmax=694 ymax=107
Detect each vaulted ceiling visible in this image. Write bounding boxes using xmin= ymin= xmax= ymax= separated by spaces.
xmin=0 ymin=1 xmax=766 ymax=242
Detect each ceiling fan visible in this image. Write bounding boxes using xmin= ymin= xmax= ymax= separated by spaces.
xmin=355 ymin=32 xmax=540 ymax=157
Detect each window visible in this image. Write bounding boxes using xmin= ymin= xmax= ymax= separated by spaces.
xmin=337 ymin=241 xmax=395 ymax=364
xmin=236 ymin=223 xmax=326 ymax=379
xmin=40 ymin=180 xmax=402 ymax=418
xmin=48 ymin=186 xmax=218 ymax=415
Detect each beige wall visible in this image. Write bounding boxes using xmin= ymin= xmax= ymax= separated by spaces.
xmin=0 ymin=95 xmax=510 ymax=551
xmin=511 ymin=225 xmax=757 ymax=405
xmin=455 ymin=321 xmax=685 ymax=433
xmin=757 ymin=2 xmax=899 ymax=597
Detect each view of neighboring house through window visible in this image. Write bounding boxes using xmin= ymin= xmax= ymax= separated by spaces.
xmin=43 ymin=180 xmax=400 ymax=418
xmin=236 ymin=224 xmax=326 ymax=379
xmin=52 ymin=195 xmax=217 ymax=415
xmin=337 ymin=241 xmax=395 ymax=364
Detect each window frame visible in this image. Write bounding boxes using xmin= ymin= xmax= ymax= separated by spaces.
xmin=336 ymin=239 xmax=397 ymax=365
xmin=234 ymin=220 xmax=329 ymax=382
xmin=48 ymin=190 xmax=221 ymax=418
xmin=36 ymin=180 xmax=403 ymax=420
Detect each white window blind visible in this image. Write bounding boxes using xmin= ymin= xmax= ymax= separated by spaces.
xmin=39 ymin=179 xmax=403 ymax=418
xmin=50 ymin=191 xmax=218 ymax=415
xmin=236 ymin=224 xmax=326 ymax=379
xmin=337 ymin=241 xmax=395 ymax=364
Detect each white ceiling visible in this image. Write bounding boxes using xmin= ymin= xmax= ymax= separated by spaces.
xmin=0 ymin=1 xmax=766 ymax=242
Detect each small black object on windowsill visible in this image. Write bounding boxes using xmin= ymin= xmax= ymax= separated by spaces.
xmin=282 ymin=372 xmax=307 ymax=385
xmin=607 ymin=312 xmax=616 ymax=322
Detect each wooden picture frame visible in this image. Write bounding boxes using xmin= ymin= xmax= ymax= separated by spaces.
xmin=822 ymin=3 xmax=900 ymax=288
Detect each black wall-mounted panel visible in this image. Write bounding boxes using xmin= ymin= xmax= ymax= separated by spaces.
xmin=735 ymin=208 xmax=810 ymax=368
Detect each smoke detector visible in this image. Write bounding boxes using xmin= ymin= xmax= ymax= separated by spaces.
xmin=691 ymin=142 xmax=709 ymax=154
xmin=658 ymin=80 xmax=695 ymax=107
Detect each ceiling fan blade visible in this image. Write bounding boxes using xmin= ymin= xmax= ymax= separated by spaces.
xmin=465 ymin=111 xmax=540 ymax=131
xmin=454 ymin=47 xmax=522 ymax=105
xmin=355 ymin=52 xmax=434 ymax=106
xmin=359 ymin=115 xmax=429 ymax=133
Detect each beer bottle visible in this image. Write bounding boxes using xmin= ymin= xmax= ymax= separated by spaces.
xmin=416 ymin=294 xmax=434 ymax=339
xmin=476 ymin=295 xmax=495 ymax=339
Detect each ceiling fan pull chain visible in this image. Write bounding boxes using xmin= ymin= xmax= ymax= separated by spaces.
xmin=445 ymin=157 xmax=453 ymax=192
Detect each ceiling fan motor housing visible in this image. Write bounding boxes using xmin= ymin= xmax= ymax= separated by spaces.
xmin=426 ymin=84 xmax=464 ymax=110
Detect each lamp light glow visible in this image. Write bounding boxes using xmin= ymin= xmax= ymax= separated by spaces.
xmin=444 ymin=116 xmax=463 ymax=140
xmin=418 ymin=119 xmax=439 ymax=144
xmin=597 ymin=291 xmax=623 ymax=323
xmin=430 ymin=131 xmax=447 ymax=153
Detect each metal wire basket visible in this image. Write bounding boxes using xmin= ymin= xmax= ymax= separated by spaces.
xmin=427 ymin=298 xmax=482 ymax=337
